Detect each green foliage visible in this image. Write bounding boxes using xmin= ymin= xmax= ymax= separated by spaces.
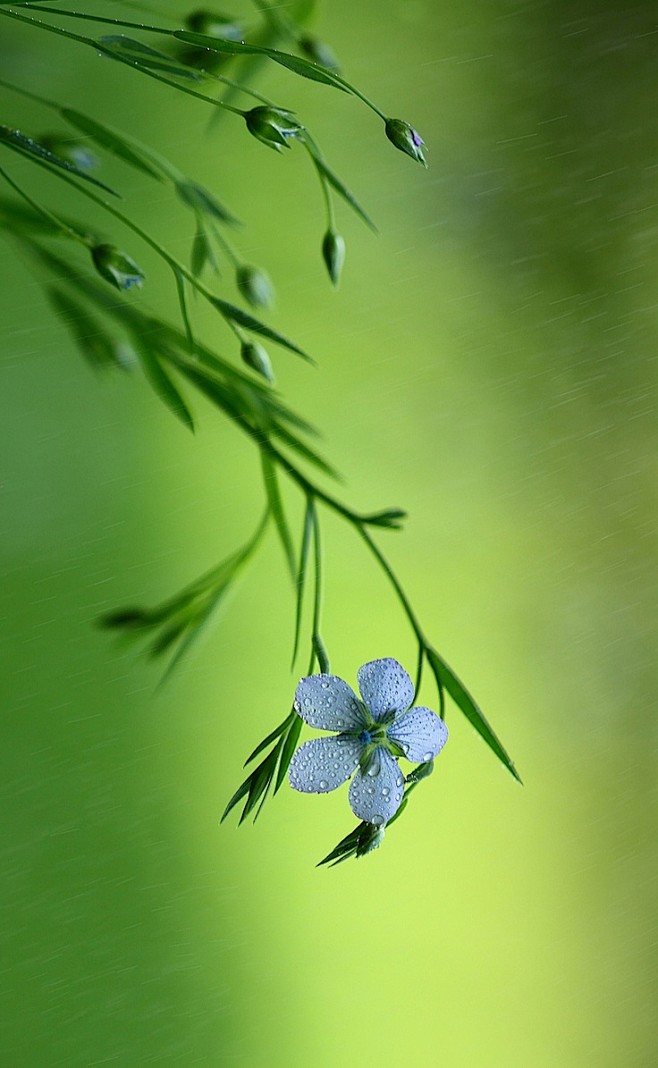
xmin=0 ymin=0 xmax=520 ymax=865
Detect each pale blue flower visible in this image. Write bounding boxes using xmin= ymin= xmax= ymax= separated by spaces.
xmin=289 ymin=657 xmax=448 ymax=826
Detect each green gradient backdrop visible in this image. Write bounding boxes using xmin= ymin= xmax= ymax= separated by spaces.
xmin=1 ymin=2 xmax=656 ymax=1065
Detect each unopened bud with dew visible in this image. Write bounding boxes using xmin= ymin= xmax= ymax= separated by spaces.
xmin=241 ymin=339 xmax=274 ymax=384
xmin=384 ymin=118 xmax=427 ymax=167
xmin=244 ymin=106 xmax=303 ymax=152
xmin=236 ymin=264 xmax=274 ymax=309
xmin=322 ymin=229 xmax=345 ymax=287
xmin=91 ymin=244 xmax=144 ymax=291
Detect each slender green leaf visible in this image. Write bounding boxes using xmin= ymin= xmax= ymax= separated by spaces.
xmin=261 ymin=452 xmax=296 ymax=581
xmin=173 ymin=269 xmax=194 ymax=354
xmin=244 ymin=716 xmax=291 ymax=767
xmin=47 ymin=286 xmax=123 ymax=370
xmin=239 ymin=750 xmax=278 ymax=823
xmin=176 ymin=180 xmax=239 ymax=226
xmin=291 ymin=499 xmax=313 ymax=667
xmin=157 ymin=582 xmax=233 ymax=683
xmin=221 ymin=776 xmax=252 ymax=822
xmin=208 ymin=294 xmax=312 ymax=361
xmin=173 ymin=31 xmax=347 ymax=91
xmin=0 ymin=125 xmax=119 ymax=196
xmin=61 ymin=107 xmax=163 ymax=181
xmin=426 ymin=646 xmax=522 ymax=783
xmin=274 ymin=714 xmax=302 ymax=793
xmin=309 ymin=153 xmax=376 ymax=231
xmin=270 ymin=423 xmax=339 ymax=479
xmin=99 ymin=35 xmax=203 ymax=82
xmin=133 ymin=338 xmax=195 ymax=432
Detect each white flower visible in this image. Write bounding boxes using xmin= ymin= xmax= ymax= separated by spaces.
xmin=288 ymin=657 xmax=448 ymax=826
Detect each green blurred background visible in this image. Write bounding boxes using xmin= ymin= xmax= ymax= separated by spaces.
xmin=1 ymin=2 xmax=656 ymax=1064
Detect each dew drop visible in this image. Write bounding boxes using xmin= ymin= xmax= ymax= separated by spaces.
xmin=319 ymin=779 xmax=328 ymax=789
xmin=367 ymin=765 xmax=378 ymax=777
xmin=293 ymin=699 xmax=301 ymax=713
xmin=381 ymin=786 xmax=390 ymax=797
xmin=423 ymin=751 xmax=433 ymax=761
xmin=336 ymin=719 xmax=344 ymax=727
xmin=396 ymin=774 xmax=404 ymax=787
xmin=371 ymin=814 xmax=385 ymax=827
xmin=366 ymin=786 xmax=374 ymax=795
xmin=303 ymin=697 xmax=311 ymax=707
xmin=321 ymin=681 xmax=330 ymax=689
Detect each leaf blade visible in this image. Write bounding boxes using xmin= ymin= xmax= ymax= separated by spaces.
xmin=426 ymin=647 xmax=522 ymax=783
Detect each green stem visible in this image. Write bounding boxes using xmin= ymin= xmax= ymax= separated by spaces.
xmin=309 ymin=499 xmax=330 ymax=673
xmin=0 ymin=162 xmax=90 ymax=245
xmin=357 ymin=524 xmax=427 ymax=649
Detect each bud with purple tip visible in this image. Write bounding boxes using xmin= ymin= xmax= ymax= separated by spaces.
xmin=384 ymin=118 xmax=427 ymax=167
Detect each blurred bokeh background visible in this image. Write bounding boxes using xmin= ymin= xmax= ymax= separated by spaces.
xmin=1 ymin=1 xmax=656 ymax=1064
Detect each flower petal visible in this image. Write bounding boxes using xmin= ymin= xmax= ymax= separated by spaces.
xmin=388 ymin=706 xmax=448 ymax=763
xmin=348 ymin=746 xmax=405 ymax=826
xmin=289 ymin=736 xmax=362 ymax=793
xmin=293 ymin=674 xmax=366 ymax=731
xmin=357 ymin=658 xmax=414 ymax=721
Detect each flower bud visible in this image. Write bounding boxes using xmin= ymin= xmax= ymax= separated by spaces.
xmin=384 ymin=118 xmax=426 ymax=167
xmin=40 ymin=133 xmax=97 ymax=171
xmin=236 ymin=264 xmax=274 ymax=309
xmin=185 ymin=9 xmax=243 ymax=40
xmin=241 ymin=340 xmax=274 ymax=384
xmin=91 ymin=244 xmax=144 ymax=291
xmin=298 ymin=33 xmax=340 ymax=72
xmin=244 ymin=106 xmax=303 ymax=151
xmin=321 ymin=229 xmax=345 ymax=287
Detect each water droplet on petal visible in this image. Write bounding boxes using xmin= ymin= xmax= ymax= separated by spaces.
xmin=371 ymin=814 xmax=385 ymax=826
xmin=367 ymin=765 xmax=378 ymax=777
xmin=321 ymin=681 xmax=330 ymax=689
xmin=366 ymin=786 xmax=374 ymax=795
xmin=303 ymin=697 xmax=311 ymax=707
xmin=396 ymin=775 xmax=404 ymax=787
xmin=381 ymin=787 xmax=390 ymax=797
xmin=423 ymin=751 xmax=433 ymax=761
xmin=319 ymin=779 xmax=328 ymax=789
